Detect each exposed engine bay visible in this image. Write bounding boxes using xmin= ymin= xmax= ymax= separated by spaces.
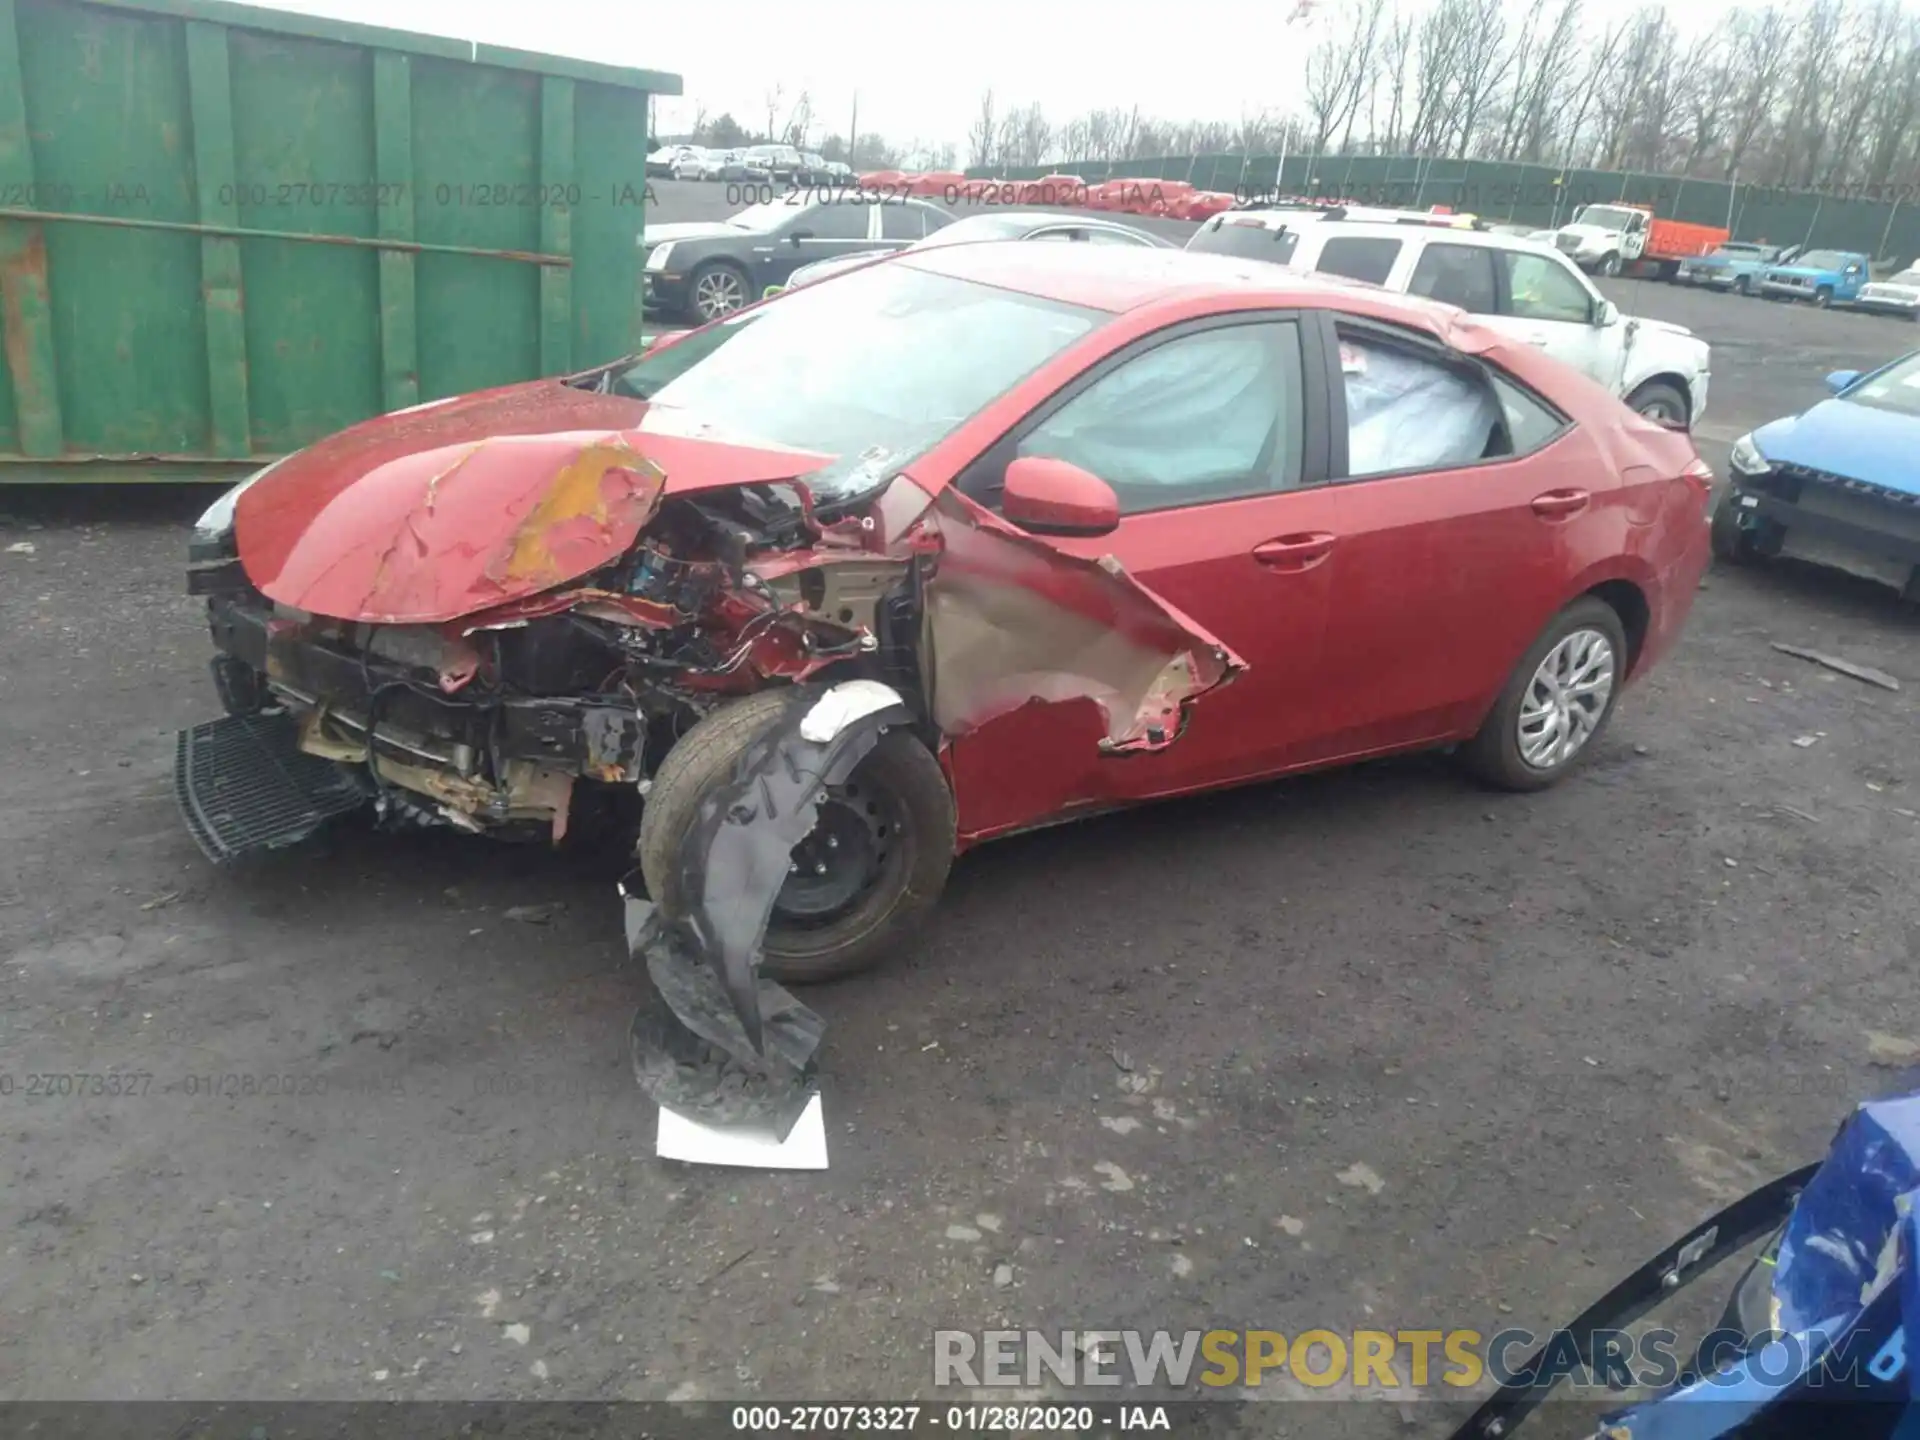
xmin=183 ymin=477 xmax=922 ymax=848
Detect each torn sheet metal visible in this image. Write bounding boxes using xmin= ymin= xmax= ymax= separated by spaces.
xmin=920 ymin=488 xmax=1246 ymax=753
xmin=625 ymin=682 xmax=914 ymax=1140
xmin=1449 ymin=1085 xmax=1920 ymax=1440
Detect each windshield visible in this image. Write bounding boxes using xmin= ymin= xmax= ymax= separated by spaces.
xmin=1844 ymin=354 xmax=1920 ymax=417
xmin=1714 ymin=244 xmax=1762 ymax=258
xmin=610 ymin=263 xmax=1104 ymax=500
xmin=1185 ymin=218 xmax=1301 ymax=265
xmin=1795 ymin=250 xmax=1852 ymax=270
xmin=1888 ymin=269 xmax=1920 ymax=286
xmin=1577 ymin=206 xmax=1638 ymax=230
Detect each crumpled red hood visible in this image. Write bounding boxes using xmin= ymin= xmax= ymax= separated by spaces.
xmin=233 ymin=378 xmax=833 ymax=624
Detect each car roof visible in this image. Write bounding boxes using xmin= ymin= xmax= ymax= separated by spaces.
xmin=898 ymin=238 xmax=1477 ymax=321
xmin=1218 ymin=212 xmax=1562 ymax=257
xmin=944 ymin=209 xmax=1157 ymax=234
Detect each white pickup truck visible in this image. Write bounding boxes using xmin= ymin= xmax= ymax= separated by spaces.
xmin=1187 ymin=208 xmax=1713 ymax=427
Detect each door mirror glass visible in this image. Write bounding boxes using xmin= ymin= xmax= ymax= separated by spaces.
xmin=1826 ymin=369 xmax=1861 ymax=395
xmin=1001 ymin=456 xmax=1120 ymax=537
xmin=1592 ymin=298 xmax=1619 ymax=327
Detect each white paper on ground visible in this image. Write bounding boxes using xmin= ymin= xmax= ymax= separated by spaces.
xmin=655 ymin=1093 xmax=829 ymax=1169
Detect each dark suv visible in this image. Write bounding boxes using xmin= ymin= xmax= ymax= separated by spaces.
xmin=641 ymin=195 xmax=954 ymax=321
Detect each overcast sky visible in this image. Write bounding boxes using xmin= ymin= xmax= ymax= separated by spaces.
xmin=252 ymin=0 xmax=1751 ymax=154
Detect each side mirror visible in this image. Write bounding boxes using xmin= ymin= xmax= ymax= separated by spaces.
xmin=1826 ymin=369 xmax=1861 ymax=395
xmin=787 ymin=230 xmax=812 ymax=244
xmin=1001 ymin=455 xmax=1120 ymax=537
xmin=1592 ymin=299 xmax=1619 ymax=327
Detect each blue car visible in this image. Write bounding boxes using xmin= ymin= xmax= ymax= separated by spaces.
xmin=1714 ymin=352 xmax=1920 ymax=596
xmin=1677 ymin=240 xmax=1786 ymax=294
xmin=1757 ymin=248 xmax=1871 ymax=307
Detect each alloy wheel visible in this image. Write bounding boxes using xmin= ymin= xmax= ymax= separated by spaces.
xmin=1516 ymin=628 xmax=1617 ymax=771
xmin=693 ymin=268 xmax=746 ymax=321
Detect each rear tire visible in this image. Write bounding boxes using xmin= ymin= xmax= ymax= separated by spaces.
xmin=1626 ymin=379 xmax=1690 ymax=428
xmin=637 ymin=687 xmax=956 ymax=984
xmin=1461 ymin=598 xmax=1629 ymax=793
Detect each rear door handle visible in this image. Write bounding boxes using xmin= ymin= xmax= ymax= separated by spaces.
xmin=1531 ymin=488 xmax=1591 ymax=518
xmin=1253 ymin=532 xmax=1337 ymax=569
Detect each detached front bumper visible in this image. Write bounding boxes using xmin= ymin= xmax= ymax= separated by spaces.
xmin=1720 ymin=467 xmax=1920 ymax=596
xmin=174 ymin=592 xmax=646 ymax=862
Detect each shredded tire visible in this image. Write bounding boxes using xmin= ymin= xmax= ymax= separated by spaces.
xmin=637 ymin=688 xmax=956 ymax=984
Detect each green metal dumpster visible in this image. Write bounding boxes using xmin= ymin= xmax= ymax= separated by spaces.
xmin=0 ymin=0 xmax=680 ymax=482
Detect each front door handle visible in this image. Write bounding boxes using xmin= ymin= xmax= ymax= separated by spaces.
xmin=1253 ymin=532 xmax=1337 ymax=569
xmin=1531 ymin=488 xmax=1591 ymax=518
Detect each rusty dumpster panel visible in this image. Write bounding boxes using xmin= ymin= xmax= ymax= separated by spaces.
xmin=0 ymin=0 xmax=680 ymax=481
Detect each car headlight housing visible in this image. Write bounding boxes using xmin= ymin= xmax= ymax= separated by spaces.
xmin=193 ymin=457 xmax=289 ymax=544
xmin=1729 ymin=433 xmax=1770 ymax=477
xmin=644 ymin=241 xmax=675 ymax=272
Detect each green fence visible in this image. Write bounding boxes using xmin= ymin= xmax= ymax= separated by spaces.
xmin=1 ymin=0 xmax=681 ymax=482
xmin=967 ymin=154 xmax=1920 ymax=262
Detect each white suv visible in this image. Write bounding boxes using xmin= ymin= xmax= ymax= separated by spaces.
xmin=1188 ymin=208 xmax=1710 ymax=428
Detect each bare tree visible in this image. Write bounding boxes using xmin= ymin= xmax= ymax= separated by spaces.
xmin=1304 ymin=0 xmax=1387 ymax=153
xmin=782 ymin=91 xmax=813 ymax=150
xmin=1721 ymin=6 xmax=1796 ymax=179
xmin=710 ymin=0 xmax=1920 ymax=209
xmin=1864 ymin=14 xmax=1920 ymax=191
xmin=967 ymin=89 xmax=997 ymax=168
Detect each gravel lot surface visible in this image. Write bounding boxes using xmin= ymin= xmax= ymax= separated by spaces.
xmin=3 ymin=178 xmax=1919 ymax=1427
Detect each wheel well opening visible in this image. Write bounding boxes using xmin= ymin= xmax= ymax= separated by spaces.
xmin=1632 ymin=373 xmax=1694 ymax=418
xmin=1586 ymin=579 xmax=1649 ymax=672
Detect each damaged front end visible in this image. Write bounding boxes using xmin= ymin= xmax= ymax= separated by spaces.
xmin=178 ymin=427 xmax=1243 ymax=1139
xmin=178 ymin=445 xmax=913 ymax=860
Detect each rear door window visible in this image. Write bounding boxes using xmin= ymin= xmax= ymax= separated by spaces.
xmin=880 ymin=203 xmax=924 ymax=241
xmin=1334 ymin=327 xmax=1506 ymax=478
xmin=1408 ymin=242 xmax=1499 ymax=312
xmin=1314 ymin=236 xmax=1403 ymax=286
xmin=798 ymin=202 xmax=873 ymax=241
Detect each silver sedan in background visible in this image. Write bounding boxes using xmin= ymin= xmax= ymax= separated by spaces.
xmin=777 ymin=210 xmax=1172 ymax=292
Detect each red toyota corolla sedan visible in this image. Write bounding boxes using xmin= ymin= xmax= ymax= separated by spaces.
xmin=180 ymin=241 xmax=1713 ymax=990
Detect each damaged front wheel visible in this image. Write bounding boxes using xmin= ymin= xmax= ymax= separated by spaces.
xmin=637 ymin=687 xmax=956 ymax=983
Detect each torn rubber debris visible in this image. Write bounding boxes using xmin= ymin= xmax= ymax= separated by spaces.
xmin=625 ymin=681 xmax=914 ymax=1140
xmin=625 ymin=887 xmax=824 ymax=1141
